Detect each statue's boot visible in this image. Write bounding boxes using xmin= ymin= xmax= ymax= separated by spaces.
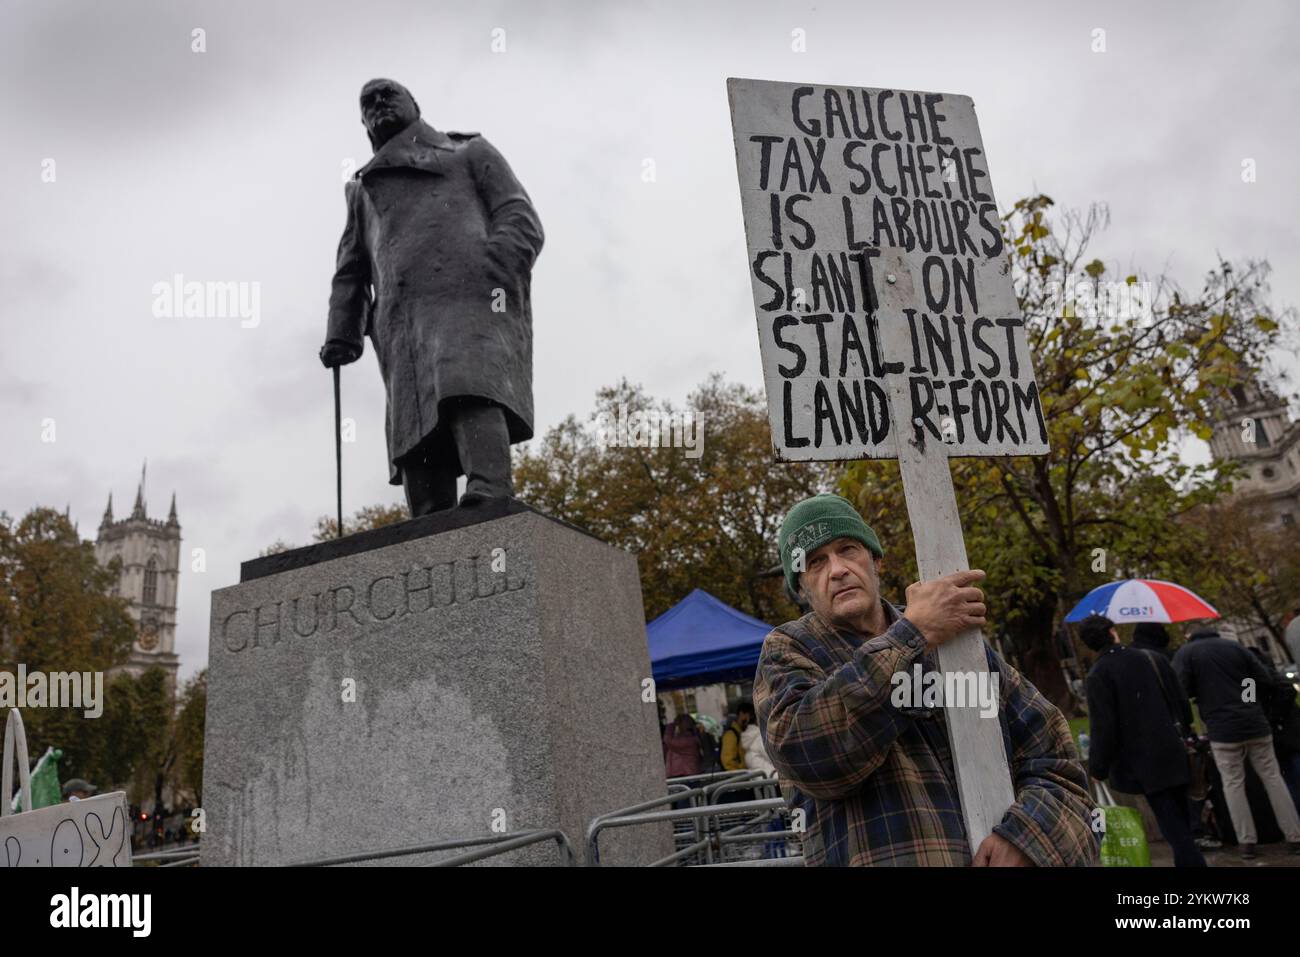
xmin=400 ymin=446 xmax=459 ymax=517
xmin=452 ymin=401 xmax=514 ymax=506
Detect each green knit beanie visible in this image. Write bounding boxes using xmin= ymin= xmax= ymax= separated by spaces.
xmin=779 ymin=494 xmax=883 ymax=596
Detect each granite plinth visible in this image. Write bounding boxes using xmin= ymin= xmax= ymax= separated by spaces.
xmin=200 ymin=508 xmax=670 ymax=866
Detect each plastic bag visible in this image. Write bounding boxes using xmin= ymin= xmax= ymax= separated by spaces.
xmin=1094 ymin=780 xmax=1150 ymax=867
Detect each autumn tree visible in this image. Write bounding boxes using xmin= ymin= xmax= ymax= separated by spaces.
xmin=0 ymin=507 xmax=136 ymax=780
xmin=0 ymin=508 xmax=203 ymax=805
xmin=1180 ymin=495 xmax=1300 ymax=658
xmin=170 ymin=669 xmax=207 ymax=806
xmin=515 ymin=374 xmax=834 ymax=621
xmin=66 ymin=666 xmax=174 ymax=805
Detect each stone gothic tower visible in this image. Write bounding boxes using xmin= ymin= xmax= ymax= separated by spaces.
xmin=93 ymin=463 xmax=181 ymax=690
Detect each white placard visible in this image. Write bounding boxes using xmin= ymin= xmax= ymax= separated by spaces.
xmin=728 ymin=78 xmax=1048 ymax=461
xmin=1 ymin=791 xmax=133 ymax=867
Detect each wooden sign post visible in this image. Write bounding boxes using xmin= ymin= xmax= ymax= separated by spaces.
xmin=727 ymin=78 xmax=1050 ymax=851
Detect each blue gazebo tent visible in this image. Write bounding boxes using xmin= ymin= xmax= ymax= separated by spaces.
xmin=647 ymin=588 xmax=773 ymax=690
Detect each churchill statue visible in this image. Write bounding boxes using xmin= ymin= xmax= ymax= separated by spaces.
xmin=320 ymin=78 xmax=544 ymax=515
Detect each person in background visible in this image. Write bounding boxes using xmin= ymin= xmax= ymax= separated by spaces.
xmin=663 ymin=713 xmax=704 ymax=779
xmin=695 ymin=718 xmax=719 ymax=772
xmin=1132 ymin=621 xmax=1175 ymax=660
xmin=1079 ymin=615 xmax=1205 ymax=867
xmin=1174 ymin=623 xmax=1300 ymax=858
xmin=741 ymin=719 xmax=776 ymax=776
xmin=716 ymin=700 xmax=758 ymax=806
xmin=720 ymin=701 xmax=753 ymax=773
xmin=741 ymin=705 xmax=784 ymax=859
xmin=1248 ymin=646 xmax=1300 ymax=813
xmin=61 ymin=779 xmax=97 ymax=802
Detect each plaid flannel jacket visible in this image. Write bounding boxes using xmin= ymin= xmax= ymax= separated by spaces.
xmin=754 ymin=603 xmax=1099 ymax=866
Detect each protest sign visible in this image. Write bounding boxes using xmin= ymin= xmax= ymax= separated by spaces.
xmin=728 ymin=78 xmax=1047 ymax=460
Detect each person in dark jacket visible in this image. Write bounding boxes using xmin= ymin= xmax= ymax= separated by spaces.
xmin=1080 ymin=616 xmax=1205 ymax=867
xmin=1248 ymin=647 xmax=1300 ymax=812
xmin=1173 ymin=625 xmax=1300 ymax=857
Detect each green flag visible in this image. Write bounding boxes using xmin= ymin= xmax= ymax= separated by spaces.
xmin=11 ymin=747 xmax=63 ymax=812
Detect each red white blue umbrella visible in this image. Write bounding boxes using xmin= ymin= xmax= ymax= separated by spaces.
xmin=1064 ymin=579 xmax=1219 ymax=624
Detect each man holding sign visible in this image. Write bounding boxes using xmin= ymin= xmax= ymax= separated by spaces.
xmin=728 ymin=78 xmax=1096 ymax=864
xmin=754 ymin=493 xmax=1097 ymax=866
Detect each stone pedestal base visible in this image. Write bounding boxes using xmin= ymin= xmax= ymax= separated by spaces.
xmin=200 ymin=502 xmax=670 ymax=866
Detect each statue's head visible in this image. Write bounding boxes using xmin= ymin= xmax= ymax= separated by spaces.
xmin=360 ymin=78 xmax=420 ymax=150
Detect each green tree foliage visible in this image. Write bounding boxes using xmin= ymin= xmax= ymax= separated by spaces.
xmin=515 ymin=374 xmax=835 ymax=622
xmin=68 ymin=668 xmax=173 ymax=804
xmin=81 ymin=667 xmax=205 ymax=808
xmin=0 ymin=507 xmax=200 ymax=805
xmin=0 ymin=508 xmax=135 ymax=675
xmin=170 ymin=669 xmax=207 ymax=806
xmin=130 ymin=668 xmax=175 ymax=808
xmin=0 ymin=508 xmax=136 ymax=781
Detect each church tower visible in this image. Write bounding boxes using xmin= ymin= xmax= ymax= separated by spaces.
xmin=93 ymin=463 xmax=182 ymax=691
xmin=1207 ymin=376 xmax=1300 ymax=527
xmin=1205 ymin=375 xmax=1300 ymax=656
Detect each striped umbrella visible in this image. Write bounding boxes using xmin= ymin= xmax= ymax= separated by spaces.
xmin=1064 ymin=579 xmax=1219 ymax=624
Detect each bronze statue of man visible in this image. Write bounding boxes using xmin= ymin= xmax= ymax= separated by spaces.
xmin=321 ymin=78 xmax=544 ymax=515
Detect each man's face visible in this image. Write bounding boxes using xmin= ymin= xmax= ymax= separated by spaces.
xmin=737 ymin=711 xmax=751 ymax=730
xmin=360 ymin=80 xmax=419 ymax=146
xmin=799 ymin=537 xmax=883 ymax=628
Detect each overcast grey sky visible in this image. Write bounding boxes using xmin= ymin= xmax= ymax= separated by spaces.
xmin=2 ymin=0 xmax=1297 ymax=680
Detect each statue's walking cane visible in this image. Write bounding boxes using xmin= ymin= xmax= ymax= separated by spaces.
xmin=333 ymin=365 xmax=343 ymax=539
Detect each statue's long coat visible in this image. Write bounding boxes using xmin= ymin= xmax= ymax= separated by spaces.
xmin=326 ymin=119 xmax=544 ymax=485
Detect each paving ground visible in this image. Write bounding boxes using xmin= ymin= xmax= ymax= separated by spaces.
xmin=1147 ymin=840 xmax=1300 ymax=867
xmin=1107 ymin=788 xmax=1300 ymax=867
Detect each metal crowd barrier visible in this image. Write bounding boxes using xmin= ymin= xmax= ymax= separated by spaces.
xmin=697 ymin=855 xmax=807 ymax=867
xmin=133 ymin=845 xmax=201 ymax=867
xmin=133 ymin=830 xmax=575 ymax=867
xmin=587 ymin=783 xmax=716 ymax=865
xmin=704 ymin=774 xmax=795 ymax=863
xmin=289 ymin=829 xmax=576 ymax=867
xmin=665 ymin=769 xmax=756 ymax=788
xmin=129 ymin=773 xmax=800 ymax=868
xmin=587 ymin=772 xmax=804 ymax=866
